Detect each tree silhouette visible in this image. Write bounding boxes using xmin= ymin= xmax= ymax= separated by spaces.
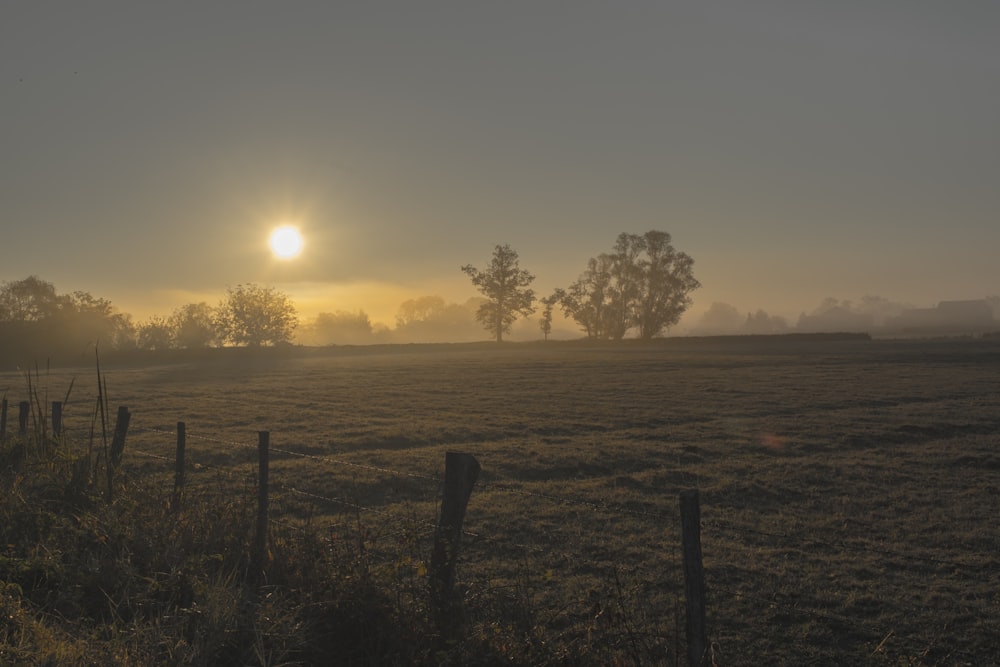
xmin=539 ymin=293 xmax=560 ymax=341
xmin=558 ymin=231 xmax=699 ymax=339
xmin=558 ymin=255 xmax=616 ymax=339
xmin=0 ymin=276 xmax=133 ymax=361
xmin=297 ymin=310 xmax=374 ymax=346
xmin=0 ymin=275 xmax=65 ymax=322
xmin=395 ymin=296 xmax=448 ymax=328
xmin=461 ymin=244 xmax=536 ymax=343
xmin=168 ymin=302 xmax=219 ymax=349
xmin=137 ymin=316 xmax=173 ymax=350
xmin=633 ymin=231 xmax=700 ymax=339
xmin=215 ymin=284 xmax=297 ymax=347
xmin=392 ymin=297 xmax=486 ymax=344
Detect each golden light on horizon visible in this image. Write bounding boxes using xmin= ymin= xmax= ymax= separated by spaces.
xmin=269 ymin=225 xmax=304 ymax=259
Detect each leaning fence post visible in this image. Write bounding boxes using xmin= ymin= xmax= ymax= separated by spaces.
xmin=430 ymin=451 xmax=480 ymax=631
xmin=109 ymin=406 xmax=131 ymax=469
xmin=18 ymin=401 xmax=29 ymax=436
xmin=1 ymin=398 xmax=7 ymax=440
xmin=172 ymin=421 xmax=186 ymax=512
xmin=251 ymin=431 xmax=270 ymax=582
xmin=680 ymin=489 xmax=708 ymax=667
xmin=106 ymin=406 xmax=132 ymax=502
xmin=52 ymin=401 xmax=63 ymax=438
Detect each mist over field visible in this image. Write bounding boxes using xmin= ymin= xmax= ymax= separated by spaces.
xmin=2 ymin=270 xmax=999 ymax=372
xmin=683 ymin=295 xmax=1000 ymax=339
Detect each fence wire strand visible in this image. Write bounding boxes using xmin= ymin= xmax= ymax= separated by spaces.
xmin=86 ymin=410 xmax=1000 ymax=663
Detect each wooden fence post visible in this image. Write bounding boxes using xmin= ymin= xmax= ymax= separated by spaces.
xmin=430 ymin=451 xmax=480 ymax=631
xmin=251 ymin=431 xmax=270 ymax=581
xmin=680 ymin=489 xmax=708 ymax=667
xmin=1 ymin=398 xmax=7 ymax=440
xmin=106 ymin=406 xmax=132 ymax=502
xmin=52 ymin=401 xmax=62 ymax=438
xmin=18 ymin=401 xmax=29 ymax=436
xmin=172 ymin=421 xmax=186 ymax=512
xmin=109 ymin=406 xmax=131 ymax=469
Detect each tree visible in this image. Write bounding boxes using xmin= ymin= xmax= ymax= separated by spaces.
xmin=633 ymin=231 xmax=700 ymax=338
xmin=558 ymin=231 xmax=700 ymax=339
xmin=297 ymin=310 xmax=374 ymax=346
xmin=392 ymin=297 xmax=485 ymax=343
xmin=539 ymin=293 xmax=560 ymax=341
xmin=558 ymin=255 xmax=617 ymax=339
xmin=696 ymin=302 xmax=743 ymax=335
xmin=67 ymin=290 xmax=124 ymax=348
xmin=395 ymin=296 xmax=447 ymax=329
xmin=0 ymin=276 xmax=132 ymax=361
xmin=137 ymin=316 xmax=173 ymax=350
xmin=743 ymin=310 xmax=789 ymax=335
xmin=169 ymin=302 xmax=219 ymax=349
xmin=108 ymin=312 xmax=138 ymax=350
xmin=461 ymin=245 xmax=536 ymax=343
xmin=0 ymin=275 xmax=66 ymax=322
xmin=215 ymin=284 xmax=297 ymax=347
xmin=987 ymin=295 xmax=1000 ymax=320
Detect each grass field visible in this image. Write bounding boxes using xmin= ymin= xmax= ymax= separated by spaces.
xmin=3 ymin=336 xmax=999 ymax=665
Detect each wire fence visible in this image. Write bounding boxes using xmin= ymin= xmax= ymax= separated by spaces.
xmin=3 ymin=393 xmax=998 ymax=664
xmin=131 ymin=419 xmax=997 ymax=662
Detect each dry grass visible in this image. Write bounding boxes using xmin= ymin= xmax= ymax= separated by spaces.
xmin=2 ymin=336 xmax=999 ymax=665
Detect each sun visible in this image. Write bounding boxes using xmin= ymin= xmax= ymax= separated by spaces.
xmin=269 ymin=225 xmax=304 ymax=259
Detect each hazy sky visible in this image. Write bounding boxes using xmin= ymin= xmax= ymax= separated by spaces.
xmin=3 ymin=2 xmax=999 ymax=329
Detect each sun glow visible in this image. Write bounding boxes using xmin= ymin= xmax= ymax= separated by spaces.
xmin=269 ymin=225 xmax=304 ymax=259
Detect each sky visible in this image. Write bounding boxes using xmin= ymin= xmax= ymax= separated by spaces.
xmin=3 ymin=2 xmax=999 ymax=332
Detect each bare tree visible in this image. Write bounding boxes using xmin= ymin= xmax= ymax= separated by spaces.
xmin=461 ymin=244 xmax=536 ymax=343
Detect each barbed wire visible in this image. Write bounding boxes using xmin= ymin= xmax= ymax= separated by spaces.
xmin=708 ymin=582 xmax=979 ymax=662
xmin=281 ymin=480 xmax=677 ymax=582
xmin=705 ymin=518 xmax=1000 ymax=579
xmin=34 ymin=417 xmax=1000 ymax=591
xmin=276 ymin=482 xmax=436 ymax=527
xmin=145 ymin=443 xmax=680 ymax=581
xmin=130 ymin=421 xmax=1000 ymax=584
xmin=9 ymin=399 xmax=1000 ymax=662
xmin=711 ymin=582 xmax=882 ymax=636
xmin=122 ymin=417 xmax=1000 ymax=638
xmin=481 ymin=477 xmax=681 ymax=524
xmin=136 ymin=423 xmax=685 ymax=528
xmin=269 ymin=445 xmax=441 ymax=484
xmin=128 ymin=447 xmax=172 ymax=463
xmin=143 ymin=425 xmax=258 ymax=454
xmin=141 ymin=425 xmax=442 ymax=484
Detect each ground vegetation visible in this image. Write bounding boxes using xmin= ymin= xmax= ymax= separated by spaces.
xmin=1 ymin=337 xmax=997 ymax=664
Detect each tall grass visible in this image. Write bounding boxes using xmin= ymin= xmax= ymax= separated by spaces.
xmin=0 ymin=356 xmax=667 ymax=666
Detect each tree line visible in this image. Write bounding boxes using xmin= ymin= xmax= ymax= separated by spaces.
xmin=0 ymin=230 xmax=700 ymax=361
xmin=463 ymin=230 xmax=700 ymax=342
xmin=0 ymin=280 xmax=300 ymax=363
